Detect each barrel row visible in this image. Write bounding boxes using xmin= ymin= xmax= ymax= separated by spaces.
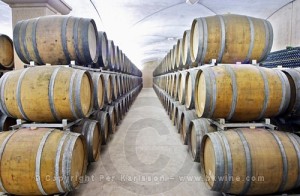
xmin=0 ymin=66 xmax=143 ymax=123
xmin=0 ymin=84 xmax=142 ymax=195
xmin=153 ymin=84 xmax=300 ymax=195
xmin=92 ymin=32 xmax=142 ymax=76
xmin=72 ymin=83 xmax=142 ymax=163
xmin=13 ymin=15 xmax=142 ymax=77
xmin=154 ymin=65 xmax=300 ymax=122
xmin=153 ymin=14 xmax=273 ymax=76
xmin=91 ymin=71 xmax=143 ymax=111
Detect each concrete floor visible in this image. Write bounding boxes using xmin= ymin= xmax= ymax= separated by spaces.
xmin=71 ymin=88 xmax=221 ymax=196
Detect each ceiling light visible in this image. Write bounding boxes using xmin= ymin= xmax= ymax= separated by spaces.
xmin=167 ymin=37 xmax=177 ymax=41
xmin=186 ymin=0 xmax=199 ymax=5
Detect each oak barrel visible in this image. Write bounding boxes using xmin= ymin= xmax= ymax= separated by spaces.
xmin=104 ymin=105 xmax=117 ymax=134
xmin=111 ymin=74 xmax=119 ymax=101
xmin=171 ymin=101 xmax=180 ymax=123
xmin=91 ymin=111 xmax=110 ymax=145
xmin=282 ymin=68 xmax=300 ymax=117
xmin=91 ymin=72 xmax=105 ymax=110
xmin=175 ymin=105 xmax=186 ymax=130
xmin=14 ymin=16 xmax=99 ymax=65
xmin=72 ymin=119 xmax=100 ymax=163
xmin=178 ymin=71 xmax=187 ymax=104
xmin=0 ymin=34 xmax=14 ymax=70
xmin=102 ymin=73 xmax=113 ymax=104
xmin=187 ymin=118 xmax=216 ymax=162
xmin=185 ymin=69 xmax=201 ymax=109
xmin=171 ymin=45 xmax=177 ymax=70
xmin=108 ymin=40 xmax=115 ymax=70
xmin=0 ymin=66 xmax=93 ymax=122
xmin=114 ymin=46 xmax=120 ymax=71
xmin=190 ymin=14 xmax=273 ymax=64
xmin=93 ymin=31 xmax=109 ymax=68
xmin=182 ymin=30 xmax=193 ymax=68
xmin=172 ymin=73 xmax=179 ymax=100
xmin=179 ymin=109 xmax=198 ymax=144
xmin=112 ymin=101 xmax=121 ymax=125
xmin=195 ymin=64 xmax=290 ymax=121
xmin=201 ymin=128 xmax=300 ymax=195
xmin=176 ymin=39 xmax=184 ymax=70
xmin=0 ymin=128 xmax=87 ymax=195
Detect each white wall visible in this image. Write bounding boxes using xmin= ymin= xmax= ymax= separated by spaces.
xmin=269 ymin=0 xmax=300 ymax=51
xmin=141 ymin=60 xmax=160 ymax=88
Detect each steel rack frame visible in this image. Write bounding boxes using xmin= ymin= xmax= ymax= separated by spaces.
xmin=10 ymin=118 xmax=82 ymax=131
xmin=209 ymin=118 xmax=277 ymax=131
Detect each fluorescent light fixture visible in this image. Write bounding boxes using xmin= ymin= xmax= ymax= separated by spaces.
xmin=186 ymin=0 xmax=199 ymax=5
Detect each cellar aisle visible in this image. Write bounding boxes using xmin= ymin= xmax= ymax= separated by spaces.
xmin=71 ymin=88 xmax=221 ymax=196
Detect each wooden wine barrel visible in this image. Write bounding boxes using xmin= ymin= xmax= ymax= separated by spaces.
xmin=188 ymin=118 xmax=216 ymax=162
xmin=118 ymin=99 xmax=125 ymax=120
xmin=190 ymin=14 xmax=273 ymax=64
xmin=172 ymin=73 xmax=179 ymax=100
xmin=185 ymin=69 xmax=201 ymax=109
xmin=282 ymin=68 xmax=300 ymax=117
xmin=179 ymin=109 xmax=198 ymax=144
xmin=0 ymin=66 xmax=93 ymax=122
xmin=72 ymin=119 xmax=100 ymax=162
xmin=102 ymin=73 xmax=113 ymax=104
xmin=104 ymin=105 xmax=117 ymax=134
xmin=178 ymin=71 xmax=188 ymax=104
xmin=121 ymin=98 xmax=126 ymax=115
xmin=112 ymin=102 xmax=121 ymax=125
xmin=119 ymin=50 xmax=124 ymax=72
xmin=121 ymin=75 xmax=127 ymax=95
xmin=0 ymin=112 xmax=15 ymax=132
xmin=0 ymin=34 xmax=14 ymax=70
xmin=167 ymin=98 xmax=173 ymax=119
xmin=175 ymin=105 xmax=186 ymax=129
xmin=114 ymin=46 xmax=120 ymax=71
xmin=163 ymin=96 xmax=168 ymax=111
xmin=182 ymin=30 xmax=193 ymax=68
xmin=111 ymin=74 xmax=118 ymax=100
xmin=90 ymin=111 xmax=110 ymax=145
xmin=93 ymin=31 xmax=109 ymax=68
xmin=166 ymin=74 xmax=171 ymax=95
xmin=122 ymin=97 xmax=128 ymax=113
xmin=171 ymin=45 xmax=177 ymax=70
xmin=176 ymin=39 xmax=184 ymax=70
xmin=164 ymin=75 xmax=169 ymax=92
xmin=195 ymin=65 xmax=290 ymax=121
xmin=0 ymin=128 xmax=87 ymax=195
xmin=171 ymin=101 xmax=180 ymax=123
xmin=14 ymin=16 xmax=99 ymax=65
xmin=116 ymin=74 xmax=122 ymax=96
xmin=91 ymin=73 xmax=105 ymax=110
xmin=108 ymin=40 xmax=115 ymax=70
xmin=201 ymin=128 xmax=300 ymax=195
xmin=166 ymin=74 xmax=171 ymax=94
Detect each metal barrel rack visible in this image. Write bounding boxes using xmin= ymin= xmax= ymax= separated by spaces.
xmin=209 ymin=118 xmax=277 ymax=132
xmin=10 ymin=118 xmax=82 ymax=131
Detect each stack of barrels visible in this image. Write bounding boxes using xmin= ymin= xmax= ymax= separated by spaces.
xmin=0 ymin=15 xmax=142 ymax=195
xmin=153 ymin=14 xmax=300 ymax=195
xmin=0 ymin=34 xmax=15 ymax=131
